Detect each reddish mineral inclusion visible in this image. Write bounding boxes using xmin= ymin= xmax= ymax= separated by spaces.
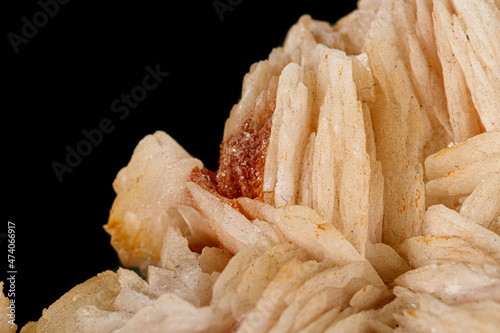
xmin=190 ymin=101 xmax=276 ymax=201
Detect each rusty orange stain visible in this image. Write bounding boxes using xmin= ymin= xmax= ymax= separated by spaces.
xmin=419 ymin=235 xmax=434 ymax=243
xmin=415 ymin=189 xmax=421 ymax=208
xmin=445 ymin=169 xmax=456 ymax=178
xmin=407 ymin=310 xmax=417 ymax=317
xmin=417 ymin=234 xmax=451 ymax=243
xmin=437 ymin=236 xmax=451 ymax=240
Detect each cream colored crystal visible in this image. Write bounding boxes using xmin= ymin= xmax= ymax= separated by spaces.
xmin=0 ymin=282 xmax=16 ymax=333
xmin=388 ymin=287 xmax=500 ymax=332
xmin=105 ymin=143 xmax=204 ymax=271
xmin=20 ymin=0 xmax=500 ymax=331
xmin=460 ymin=172 xmax=500 ymax=231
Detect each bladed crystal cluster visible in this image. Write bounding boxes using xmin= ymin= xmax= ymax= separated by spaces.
xmin=7 ymin=0 xmax=500 ymax=332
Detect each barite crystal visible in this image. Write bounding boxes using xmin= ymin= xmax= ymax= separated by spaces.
xmin=14 ymin=0 xmax=500 ymax=332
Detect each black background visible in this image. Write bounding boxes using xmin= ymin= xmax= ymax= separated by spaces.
xmin=5 ymin=0 xmax=357 ymax=329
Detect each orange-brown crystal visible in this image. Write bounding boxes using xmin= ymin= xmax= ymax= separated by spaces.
xmin=190 ymin=101 xmax=276 ymax=201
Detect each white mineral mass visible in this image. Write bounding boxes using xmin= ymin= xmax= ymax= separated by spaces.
xmin=18 ymin=0 xmax=500 ymax=332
